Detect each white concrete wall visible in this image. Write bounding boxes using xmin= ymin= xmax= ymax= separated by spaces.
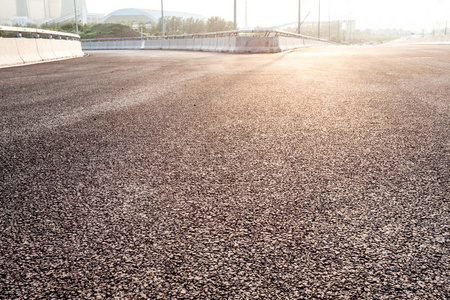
xmin=1 ymin=38 xmax=84 ymax=68
xmin=51 ymin=39 xmax=74 ymax=58
xmin=0 ymin=39 xmax=24 ymax=66
xmin=278 ymin=36 xmax=305 ymax=51
xmin=234 ymin=36 xmax=279 ymax=53
xmin=82 ymin=35 xmax=334 ymax=53
xmin=15 ymin=39 xmax=43 ymax=64
xmin=68 ymin=39 xmax=85 ymax=57
xmin=36 ymin=39 xmax=57 ymax=60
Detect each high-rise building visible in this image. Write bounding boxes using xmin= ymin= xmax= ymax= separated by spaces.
xmin=0 ymin=0 xmax=88 ymax=25
xmin=16 ymin=0 xmax=29 ymax=16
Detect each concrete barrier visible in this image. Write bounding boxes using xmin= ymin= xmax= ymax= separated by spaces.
xmin=168 ymin=39 xmax=178 ymax=50
xmin=186 ymin=39 xmax=195 ymax=50
xmin=127 ymin=40 xmax=136 ymax=49
xmin=51 ymin=39 xmax=73 ymax=58
xmin=234 ymin=36 xmax=279 ymax=53
xmin=199 ymin=38 xmax=207 ymax=51
xmin=144 ymin=39 xmax=161 ymax=50
xmin=88 ymin=41 xmax=98 ymax=50
xmin=161 ymin=39 xmax=170 ymax=50
xmin=178 ymin=39 xmax=188 ymax=50
xmin=68 ymin=39 xmax=85 ymax=57
xmin=99 ymin=41 xmax=108 ymax=50
xmin=104 ymin=41 xmax=110 ymax=49
xmin=0 ymin=26 xmax=84 ymax=68
xmin=193 ymin=38 xmax=202 ymax=51
xmin=227 ymin=36 xmax=238 ymax=53
xmin=81 ymin=30 xmax=337 ymax=53
xmin=36 ymin=38 xmax=57 ymax=60
xmin=105 ymin=40 xmax=115 ymax=50
xmin=278 ymin=36 xmax=306 ymax=51
xmin=164 ymin=39 xmax=172 ymax=49
xmin=205 ymin=37 xmax=217 ymax=52
xmin=16 ymin=39 xmax=43 ymax=64
xmin=81 ymin=40 xmax=92 ymax=50
xmin=112 ymin=40 xmax=125 ymax=50
xmin=215 ymin=36 xmax=227 ymax=52
xmin=0 ymin=39 xmax=24 ymax=67
xmin=200 ymin=37 xmax=209 ymax=51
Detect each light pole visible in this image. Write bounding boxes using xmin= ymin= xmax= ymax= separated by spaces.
xmin=234 ymin=0 xmax=237 ymax=30
xmin=244 ymin=0 xmax=248 ymax=29
xmin=73 ymin=0 xmax=78 ymax=35
xmin=298 ymin=0 xmax=301 ymax=34
xmin=446 ymin=1 xmax=449 ymax=35
xmin=328 ymin=0 xmax=331 ymax=40
xmin=318 ymin=0 xmax=321 ymax=39
xmin=161 ymin=0 xmax=165 ymax=36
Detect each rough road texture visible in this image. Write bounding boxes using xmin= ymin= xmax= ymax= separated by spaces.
xmin=1 ymin=46 xmax=449 ymax=299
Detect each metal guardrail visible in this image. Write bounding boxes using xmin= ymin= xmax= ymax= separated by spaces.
xmin=0 ymin=26 xmax=80 ymax=40
xmin=81 ymin=29 xmax=333 ymax=44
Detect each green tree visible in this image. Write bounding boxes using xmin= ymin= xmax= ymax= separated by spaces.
xmin=183 ymin=17 xmax=206 ymax=34
xmin=206 ymin=16 xmax=234 ymax=32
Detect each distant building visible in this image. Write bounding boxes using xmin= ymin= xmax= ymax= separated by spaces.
xmin=86 ymin=13 xmax=105 ymax=24
xmin=100 ymin=8 xmax=205 ymax=24
xmin=0 ymin=0 xmax=102 ymax=26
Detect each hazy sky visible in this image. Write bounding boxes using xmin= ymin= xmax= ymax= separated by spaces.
xmin=86 ymin=0 xmax=449 ymax=31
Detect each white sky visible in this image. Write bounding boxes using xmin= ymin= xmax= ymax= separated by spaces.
xmin=86 ymin=0 xmax=449 ymax=31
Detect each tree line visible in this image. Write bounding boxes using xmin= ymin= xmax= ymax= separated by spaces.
xmin=145 ymin=16 xmax=235 ymax=36
xmin=35 ymin=16 xmax=235 ymax=39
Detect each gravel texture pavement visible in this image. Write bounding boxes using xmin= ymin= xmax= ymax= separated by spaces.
xmin=1 ymin=45 xmax=449 ymax=299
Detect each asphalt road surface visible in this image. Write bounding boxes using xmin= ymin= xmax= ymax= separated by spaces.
xmin=1 ymin=45 xmax=449 ymax=299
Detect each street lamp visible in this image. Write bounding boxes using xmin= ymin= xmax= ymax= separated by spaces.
xmin=298 ymin=0 xmax=301 ymax=34
xmin=234 ymin=0 xmax=237 ymax=30
xmin=73 ymin=0 xmax=78 ymax=35
xmin=318 ymin=0 xmax=321 ymax=39
xmin=328 ymin=0 xmax=331 ymax=40
xmin=161 ymin=0 xmax=165 ymax=36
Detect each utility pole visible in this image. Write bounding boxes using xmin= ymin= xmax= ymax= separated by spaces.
xmin=298 ymin=0 xmax=301 ymax=34
xmin=328 ymin=0 xmax=331 ymax=40
xmin=318 ymin=0 xmax=321 ymax=39
xmin=337 ymin=20 xmax=340 ymax=43
xmin=245 ymin=0 xmax=248 ymax=29
xmin=161 ymin=0 xmax=165 ymax=37
xmin=73 ymin=0 xmax=78 ymax=35
xmin=234 ymin=0 xmax=237 ymax=30
xmin=446 ymin=1 xmax=449 ymax=35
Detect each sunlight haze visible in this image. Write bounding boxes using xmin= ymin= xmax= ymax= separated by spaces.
xmin=86 ymin=0 xmax=448 ymax=31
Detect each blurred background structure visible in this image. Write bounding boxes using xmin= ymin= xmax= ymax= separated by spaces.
xmin=0 ymin=0 xmax=102 ymax=26
xmin=0 ymin=0 xmax=447 ymax=43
